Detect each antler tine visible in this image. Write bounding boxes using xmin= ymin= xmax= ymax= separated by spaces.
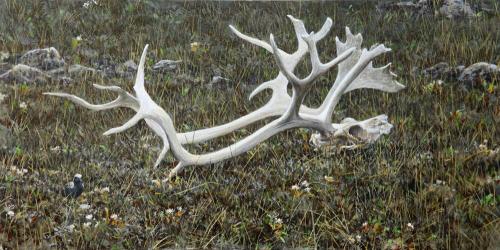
xmin=102 ymin=44 xmax=151 ymax=136
xmin=269 ymin=34 xmax=302 ymax=86
xmin=43 ymin=84 xmax=139 ymax=111
xmin=270 ymin=33 xmax=355 ymax=89
xmin=318 ymin=44 xmax=392 ymax=123
xmin=301 ymin=33 xmax=356 ymax=76
xmin=229 ymin=15 xmax=332 ymax=61
xmin=229 ymin=25 xmax=274 ymax=53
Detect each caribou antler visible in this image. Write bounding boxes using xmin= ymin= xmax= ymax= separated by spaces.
xmin=45 ymin=15 xmax=405 ymax=178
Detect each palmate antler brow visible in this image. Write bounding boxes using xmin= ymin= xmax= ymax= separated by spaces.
xmin=45 ymin=15 xmax=405 ymax=179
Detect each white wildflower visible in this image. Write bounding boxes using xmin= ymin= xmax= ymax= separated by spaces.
xmin=83 ymin=222 xmax=91 ymax=228
xmin=300 ymin=180 xmax=310 ymax=188
xmin=166 ymin=208 xmax=175 ymax=215
xmin=304 ymin=187 xmax=311 ymax=193
xmin=79 ymin=204 xmax=91 ymax=210
xmin=275 ymin=218 xmax=283 ymax=224
xmin=291 ymin=185 xmax=300 ymax=191
xmin=0 ymin=93 xmax=7 ymax=102
xmin=479 ymin=140 xmax=488 ymax=151
xmin=83 ymin=0 xmax=98 ymax=8
xmin=75 ymin=35 xmax=82 ymax=41
xmin=85 ymin=214 xmax=93 ymax=220
xmin=50 ymin=146 xmax=61 ymax=152
xmin=362 ymin=222 xmax=368 ymax=227
xmin=436 ymin=180 xmax=445 ymax=185
xmin=177 ymin=207 xmax=183 ymax=212
xmin=110 ymin=214 xmax=118 ymax=220
xmin=356 ymin=235 xmax=362 ymax=241
xmin=19 ymin=102 xmax=27 ymax=109
xmin=7 ymin=210 xmax=14 ymax=217
xmin=66 ymin=224 xmax=75 ymax=233
xmin=407 ymin=223 xmax=414 ymax=230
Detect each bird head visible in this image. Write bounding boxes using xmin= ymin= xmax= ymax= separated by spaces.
xmin=73 ymin=174 xmax=83 ymax=185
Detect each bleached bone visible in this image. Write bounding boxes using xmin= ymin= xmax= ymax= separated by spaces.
xmin=45 ymin=15 xmax=405 ymax=177
xmin=310 ymin=115 xmax=394 ymax=149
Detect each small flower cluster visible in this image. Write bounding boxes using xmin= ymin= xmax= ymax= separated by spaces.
xmin=265 ymin=213 xmax=286 ymax=242
xmin=9 ymin=165 xmax=28 ymax=177
xmin=160 ymin=207 xmax=185 ymax=224
xmin=477 ymin=140 xmax=499 ymax=157
xmin=19 ymin=101 xmax=28 ymax=109
xmin=83 ymin=0 xmax=98 ymax=8
xmin=89 ymin=186 xmax=110 ymax=195
xmin=291 ymin=180 xmax=311 ymax=197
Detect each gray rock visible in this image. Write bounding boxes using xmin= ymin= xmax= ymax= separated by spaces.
xmin=153 ymin=59 xmax=181 ymax=72
xmin=0 ymin=64 xmax=51 ymax=84
xmin=77 ymin=47 xmax=99 ymax=60
xmin=439 ymin=0 xmax=475 ymax=19
xmin=68 ymin=64 xmax=97 ymax=77
xmin=208 ymin=75 xmax=230 ymax=85
xmin=422 ymin=62 xmax=464 ymax=80
xmin=115 ymin=60 xmax=138 ymax=78
xmin=19 ymin=47 xmax=65 ymax=70
xmin=0 ymin=124 xmax=15 ymax=151
xmin=171 ymin=73 xmax=202 ymax=86
xmin=122 ymin=60 xmax=138 ymax=72
xmin=46 ymin=67 xmax=66 ymax=78
xmin=377 ymin=0 xmax=432 ymax=15
xmin=458 ymin=62 xmax=499 ymax=86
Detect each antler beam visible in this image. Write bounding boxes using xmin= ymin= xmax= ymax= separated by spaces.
xmin=45 ymin=15 xmax=405 ymax=178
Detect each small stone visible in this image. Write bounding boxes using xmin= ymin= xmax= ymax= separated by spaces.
xmin=68 ymin=64 xmax=97 ymax=77
xmin=116 ymin=60 xmax=138 ymax=78
xmin=46 ymin=67 xmax=66 ymax=78
xmin=439 ymin=0 xmax=475 ymax=19
xmin=153 ymin=59 xmax=181 ymax=72
xmin=122 ymin=60 xmax=138 ymax=72
xmin=458 ymin=62 xmax=499 ymax=87
xmin=208 ymin=75 xmax=230 ymax=85
xmin=77 ymin=47 xmax=99 ymax=60
xmin=0 ymin=64 xmax=51 ymax=84
xmin=19 ymin=47 xmax=65 ymax=70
